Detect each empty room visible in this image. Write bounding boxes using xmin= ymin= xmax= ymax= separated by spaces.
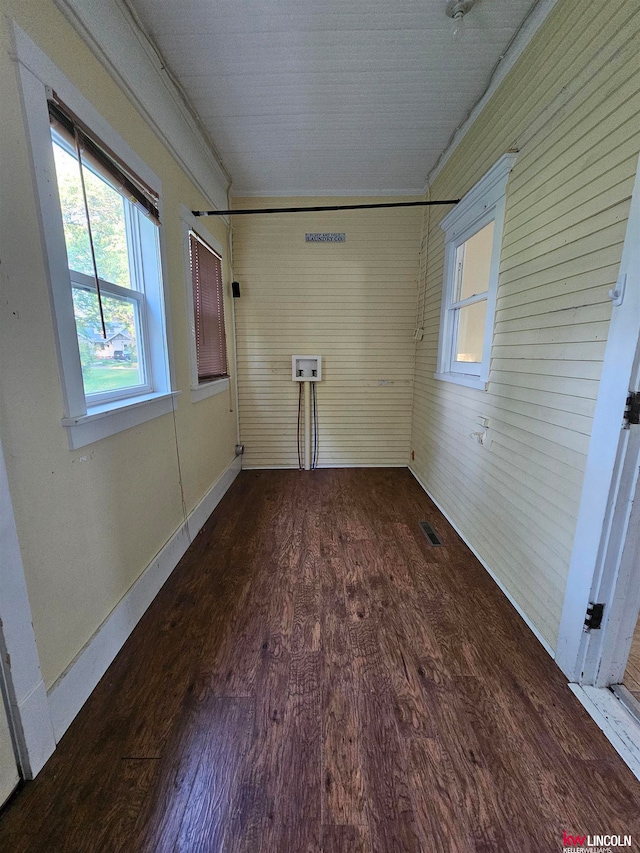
xmin=1 ymin=0 xmax=640 ymax=850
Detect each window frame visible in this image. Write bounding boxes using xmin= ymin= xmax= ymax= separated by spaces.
xmin=52 ymin=127 xmax=154 ymax=405
xmin=180 ymin=207 xmax=230 ymax=403
xmin=69 ymin=269 xmax=152 ymax=405
xmin=435 ymin=152 xmax=517 ymax=391
xmin=15 ymin=30 xmax=177 ymax=449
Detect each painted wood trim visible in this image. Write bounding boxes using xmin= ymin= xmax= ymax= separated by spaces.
xmin=556 ymin=154 xmax=640 ymax=681
xmin=13 ymin=55 xmax=86 ymax=419
xmin=433 ymin=372 xmax=488 ymax=391
xmin=50 ymin=0 xmax=230 ymax=213
xmin=440 ymin=153 xmax=517 ymax=235
xmin=190 ymin=378 xmax=230 ymax=404
xmin=47 ymin=456 xmax=241 ymax=742
xmin=593 ymin=424 xmax=640 ymax=688
xmin=0 ymin=437 xmax=56 ymax=779
xmin=61 ymin=392 xmax=180 ymax=450
xmin=437 ymin=154 xmax=516 ymax=387
xmin=569 ymin=684 xmax=640 ymax=782
xmin=242 ymin=463 xmax=410 ymax=471
xmin=13 ymin=25 xmax=176 ymax=434
xmin=186 ymin=455 xmax=241 ymax=540
xmin=409 ymin=465 xmax=555 ymax=657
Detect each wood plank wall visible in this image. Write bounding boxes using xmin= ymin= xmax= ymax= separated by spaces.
xmin=232 ymin=199 xmax=422 ymax=468
xmin=411 ymin=0 xmax=640 ymax=649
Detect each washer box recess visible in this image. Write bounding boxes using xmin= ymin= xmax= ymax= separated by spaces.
xmin=292 ymin=355 xmax=322 ymax=381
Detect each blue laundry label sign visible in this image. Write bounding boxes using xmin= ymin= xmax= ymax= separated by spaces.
xmin=305 ymin=233 xmax=346 ymax=242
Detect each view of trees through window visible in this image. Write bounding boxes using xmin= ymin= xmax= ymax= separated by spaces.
xmin=52 ymin=138 xmax=143 ymax=396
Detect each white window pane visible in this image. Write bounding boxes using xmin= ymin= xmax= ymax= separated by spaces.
xmin=52 ymin=141 xmax=92 ymax=278
xmin=52 ymin=138 xmax=131 ymax=289
xmin=455 ymin=300 xmax=487 ymax=364
xmin=457 ymin=220 xmax=494 ymax=301
xmin=72 ymin=287 xmax=144 ymax=396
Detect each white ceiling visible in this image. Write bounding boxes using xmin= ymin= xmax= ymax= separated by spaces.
xmin=127 ymin=0 xmax=540 ymax=197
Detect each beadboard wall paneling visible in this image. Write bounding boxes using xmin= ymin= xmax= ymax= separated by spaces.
xmin=232 ymin=199 xmax=422 ymax=467
xmin=411 ymin=0 xmax=640 ymax=650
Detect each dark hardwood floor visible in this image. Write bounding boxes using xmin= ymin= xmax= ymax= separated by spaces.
xmin=1 ymin=468 xmax=638 ymax=852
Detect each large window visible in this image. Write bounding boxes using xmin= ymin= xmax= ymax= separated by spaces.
xmin=436 ymin=153 xmax=517 ymax=390
xmin=181 ymin=208 xmax=230 ymax=403
xmin=50 ymin=122 xmax=153 ymax=404
xmin=16 ymin=44 xmax=174 ymax=450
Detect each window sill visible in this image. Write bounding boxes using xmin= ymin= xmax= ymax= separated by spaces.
xmin=61 ymin=391 xmax=180 ymax=449
xmin=434 ymin=372 xmax=488 ymax=391
xmin=190 ymin=377 xmax=229 ymax=403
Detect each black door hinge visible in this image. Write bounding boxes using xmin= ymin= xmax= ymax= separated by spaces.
xmin=624 ymin=391 xmax=640 ymax=427
xmin=584 ymin=602 xmax=605 ymax=632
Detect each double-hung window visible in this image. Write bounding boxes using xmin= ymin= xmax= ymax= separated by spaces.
xmin=181 ymin=208 xmax=230 ymax=403
xmin=49 ymin=100 xmax=159 ymax=405
xmin=14 ymin=35 xmax=175 ymax=450
xmin=436 ymin=152 xmax=517 ymax=390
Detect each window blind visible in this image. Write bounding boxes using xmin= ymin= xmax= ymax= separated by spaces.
xmin=190 ymin=232 xmax=228 ymax=382
xmin=48 ymin=93 xmax=160 ymax=225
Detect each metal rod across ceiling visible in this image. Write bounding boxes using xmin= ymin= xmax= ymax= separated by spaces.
xmin=192 ymin=199 xmax=460 ymax=217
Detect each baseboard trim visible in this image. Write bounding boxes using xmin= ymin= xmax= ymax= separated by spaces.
xmin=241 ymin=463 xmax=409 ymax=470
xmin=187 ymin=456 xmax=242 ymax=540
xmin=15 ymin=679 xmax=56 ymax=778
xmin=569 ymin=684 xmax=640 ymax=782
xmin=47 ymin=456 xmax=241 ymax=742
xmin=409 ymin=466 xmax=555 ymax=659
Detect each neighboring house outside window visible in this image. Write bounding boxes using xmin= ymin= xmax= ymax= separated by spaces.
xmin=435 ymin=152 xmax=517 ymax=391
xmin=48 ymin=97 xmax=167 ymax=413
xmin=17 ymin=50 xmax=175 ymax=449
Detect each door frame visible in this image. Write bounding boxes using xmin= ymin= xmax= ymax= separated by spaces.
xmin=556 ymin=153 xmax=640 ymax=685
xmin=0 ymin=434 xmax=56 ymax=778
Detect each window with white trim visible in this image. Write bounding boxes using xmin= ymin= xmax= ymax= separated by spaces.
xmin=181 ymin=208 xmax=230 ymax=403
xmin=190 ymin=232 xmax=228 ymax=383
xmin=15 ymin=44 xmax=175 ymax=450
xmin=436 ymin=152 xmax=517 ymax=391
